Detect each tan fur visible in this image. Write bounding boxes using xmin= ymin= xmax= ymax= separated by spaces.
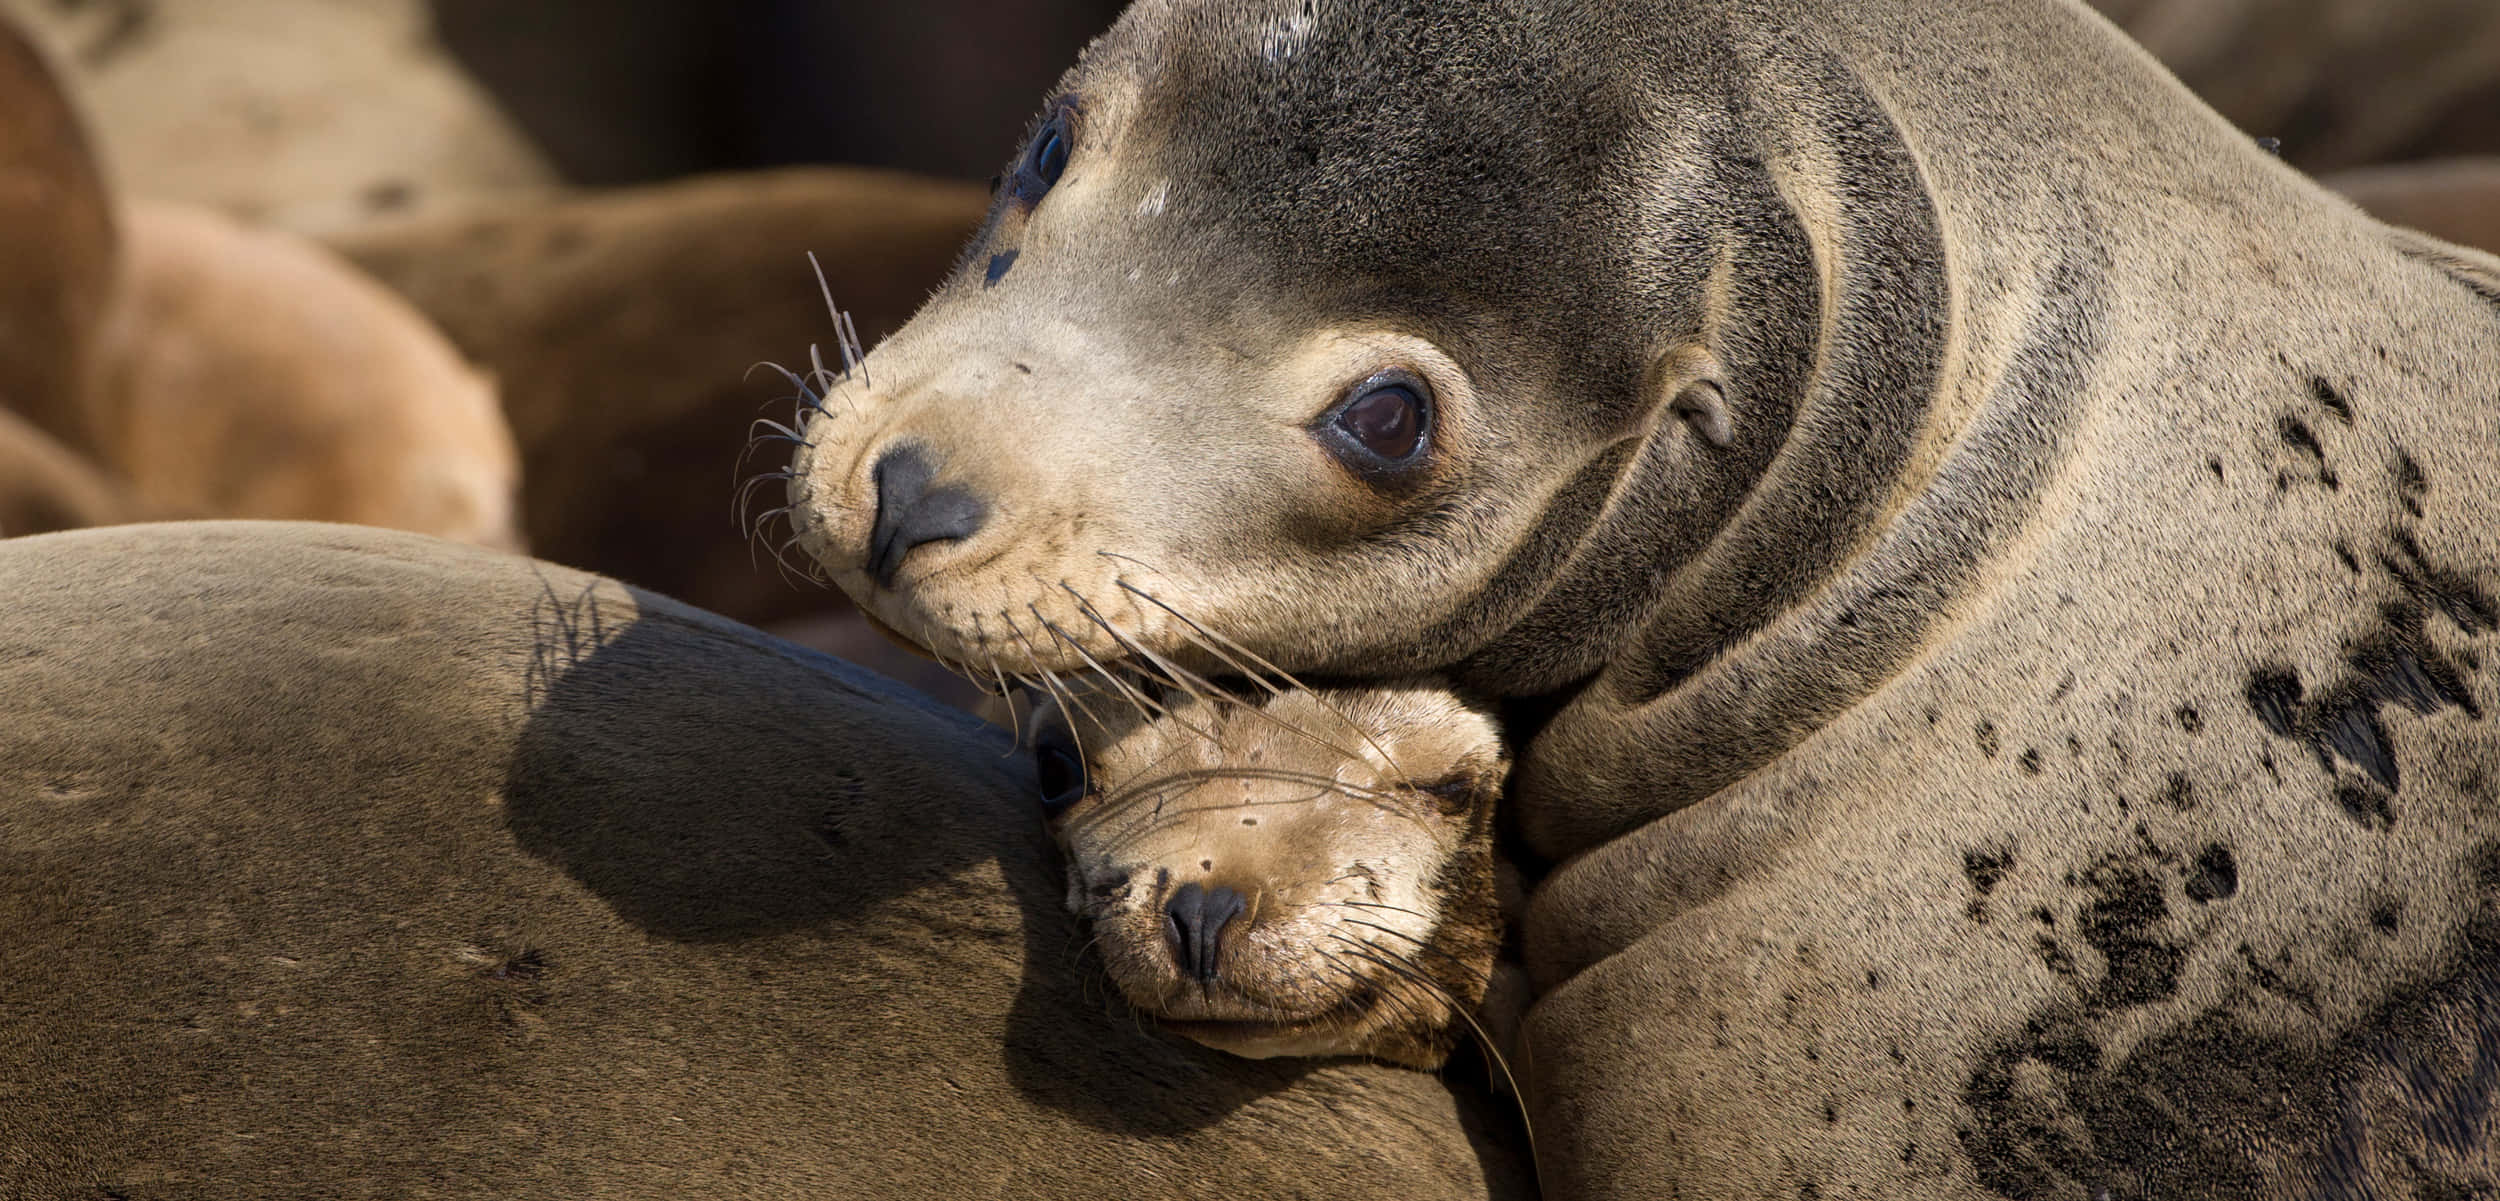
xmin=1040 ymin=682 xmax=1508 ymax=1069
xmin=2329 ymin=157 xmax=2500 ymax=259
xmin=0 ymin=521 xmax=1530 ymax=1200
xmin=331 ymin=168 xmax=989 ymax=623
xmin=781 ymin=0 xmax=2500 ymax=1196
xmin=80 ymin=200 xmax=523 ymax=550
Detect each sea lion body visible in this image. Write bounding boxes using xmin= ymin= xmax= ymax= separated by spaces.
xmin=1036 ymin=681 xmax=1512 ymax=1069
xmin=83 ymin=201 xmax=523 ymax=549
xmin=0 ymin=522 xmax=1528 ymax=1200
xmin=784 ymin=0 xmax=2500 ymax=1195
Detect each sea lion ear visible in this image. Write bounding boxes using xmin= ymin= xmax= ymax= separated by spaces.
xmin=1670 ymin=379 xmax=1734 ymax=448
xmin=1649 ymin=343 xmax=1736 ymax=449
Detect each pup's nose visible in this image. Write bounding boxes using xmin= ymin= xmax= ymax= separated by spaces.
xmin=865 ymin=443 xmax=986 ymax=588
xmin=1163 ymin=882 xmax=1246 ymax=984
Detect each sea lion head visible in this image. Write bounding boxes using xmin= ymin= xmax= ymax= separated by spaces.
xmin=1030 ymin=680 xmax=1506 ymax=1068
xmin=784 ymin=0 xmax=1901 ymax=691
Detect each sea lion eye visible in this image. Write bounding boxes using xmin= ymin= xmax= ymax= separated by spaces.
xmin=1011 ymin=107 xmax=1075 ymax=205
xmin=1318 ymin=370 xmax=1433 ymax=473
xmin=1035 ymin=741 xmax=1088 ymax=813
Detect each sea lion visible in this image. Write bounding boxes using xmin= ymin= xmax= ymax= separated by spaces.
xmin=71 ymin=200 xmax=524 ymax=549
xmin=782 ymin=0 xmax=2500 ymax=1196
xmin=0 ymin=14 xmax=113 ymax=446
xmin=332 ymin=167 xmax=989 ymax=624
xmin=0 ymin=0 xmax=554 ymax=233
xmin=0 ymin=405 xmax=132 ymax=537
xmin=1033 ymin=680 xmax=1515 ymax=1069
xmin=0 ymin=521 xmax=1529 ymax=1201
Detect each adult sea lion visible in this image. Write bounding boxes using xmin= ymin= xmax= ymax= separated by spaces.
xmin=0 ymin=405 xmax=132 ymax=536
xmin=0 ymin=14 xmax=113 ymax=444
xmin=0 ymin=521 xmax=1528 ymax=1200
xmin=782 ymin=0 xmax=2500 ymax=1195
xmin=80 ymin=200 xmax=524 ymax=549
xmin=1035 ymin=680 xmax=1516 ymax=1070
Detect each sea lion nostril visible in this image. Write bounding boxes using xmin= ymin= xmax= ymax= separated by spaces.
xmin=865 ymin=444 xmax=989 ymax=589
xmin=1163 ymin=882 xmax=1246 ymax=983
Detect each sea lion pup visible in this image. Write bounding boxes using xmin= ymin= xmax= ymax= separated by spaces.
xmin=81 ymin=200 xmax=524 ymax=550
xmin=1031 ymin=681 xmax=1515 ymax=1069
xmin=782 ymin=0 xmax=2500 ymax=1196
xmin=0 ymin=521 xmax=1530 ymax=1201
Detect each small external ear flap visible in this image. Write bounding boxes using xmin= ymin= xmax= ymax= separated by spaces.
xmin=1644 ymin=341 xmax=1736 ymax=449
xmin=1670 ymin=379 xmax=1734 ymax=447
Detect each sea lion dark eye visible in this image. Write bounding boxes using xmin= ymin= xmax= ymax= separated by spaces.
xmin=1318 ymin=370 xmax=1433 ymax=473
xmin=1011 ymin=108 xmax=1075 ymax=205
xmin=1035 ymin=741 xmax=1088 ymax=813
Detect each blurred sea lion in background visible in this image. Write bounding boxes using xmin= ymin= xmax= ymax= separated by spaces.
xmin=333 ymin=167 xmax=988 ymax=625
xmin=2329 ymin=157 xmax=2500 ymax=259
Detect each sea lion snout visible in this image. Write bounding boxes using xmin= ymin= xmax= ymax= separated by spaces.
xmin=864 ymin=443 xmax=988 ymax=589
xmin=1162 ymin=881 xmax=1246 ymax=982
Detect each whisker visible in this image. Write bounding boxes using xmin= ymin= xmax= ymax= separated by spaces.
xmin=1329 ymin=936 xmax=1535 ymax=1159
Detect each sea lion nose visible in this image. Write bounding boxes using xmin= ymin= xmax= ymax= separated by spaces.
xmin=1163 ymin=882 xmax=1246 ymax=984
xmin=865 ymin=443 xmax=987 ymax=588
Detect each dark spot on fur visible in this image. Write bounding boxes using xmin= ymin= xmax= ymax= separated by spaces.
xmin=2018 ymin=748 xmax=2042 ymax=775
xmin=2161 ymin=773 xmax=2196 ymax=810
xmin=2382 ymin=531 xmax=2498 ymax=636
xmin=2066 ymin=734 xmax=2084 ymax=757
xmin=1976 ymin=721 xmax=2001 ymax=759
xmin=2274 ymin=469 xmax=2293 ymax=493
xmin=1866 ymin=969 xmax=1882 ymax=990
xmin=1799 ymin=1185 xmax=1822 ymax=1201
xmin=2310 ymin=375 xmax=2354 ymax=423
xmin=1240 ymin=816 xmax=1256 ymax=826
xmin=488 ymin=948 xmax=548 ymax=982
xmin=2174 ymin=705 xmax=2203 ymax=734
xmin=2335 ymin=541 xmax=2362 ymax=574
xmin=2206 ymin=455 xmax=2225 ymax=482
xmin=2049 ymin=673 xmax=2075 ymax=703
xmin=2077 ymin=859 xmax=2182 ymax=1007
xmin=2372 ymin=900 xmax=2404 ymax=936
xmin=2396 ymin=448 xmax=2429 ymax=519
xmin=983 ymin=250 xmax=1020 ymax=287
xmin=2236 ymin=942 xmax=2319 ymax=1012
xmin=2034 ymin=906 xmax=2056 ymax=926
xmin=1962 ymin=841 xmax=2500 ymax=1200
xmin=2246 ymin=667 xmax=2304 ymax=737
xmin=2185 ymin=844 xmax=2238 ymax=903
xmin=1901 ymin=1142 xmax=1917 ymax=1164
xmin=1965 ymin=846 xmax=2015 ymax=896
xmin=2336 ymin=781 xmax=2397 ymax=831
xmin=2035 ymin=934 xmax=2079 ymax=978
xmin=1013 ymin=362 xmax=1034 ymax=375
xmin=2279 ymin=415 xmax=2325 ymax=461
